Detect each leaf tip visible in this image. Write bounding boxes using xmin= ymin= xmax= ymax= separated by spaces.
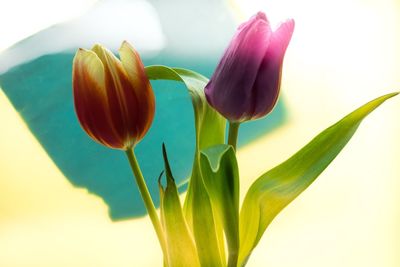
xmin=158 ymin=170 xmax=165 ymax=185
xmin=162 ymin=142 xmax=167 ymax=156
xmin=380 ymin=91 xmax=399 ymax=101
xmin=161 ymin=143 xmax=175 ymax=184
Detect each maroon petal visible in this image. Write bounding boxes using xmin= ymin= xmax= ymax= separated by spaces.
xmin=72 ymin=49 xmax=125 ymax=149
xmin=73 ymin=43 xmax=156 ymax=150
xmin=119 ymin=41 xmax=155 ymax=142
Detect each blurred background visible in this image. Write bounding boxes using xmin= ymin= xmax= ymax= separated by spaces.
xmin=0 ymin=0 xmax=399 ymax=266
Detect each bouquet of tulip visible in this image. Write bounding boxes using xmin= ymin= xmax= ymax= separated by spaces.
xmin=72 ymin=12 xmax=398 ymax=267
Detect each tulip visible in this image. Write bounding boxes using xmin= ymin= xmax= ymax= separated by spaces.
xmin=205 ymin=12 xmax=295 ymax=123
xmin=73 ymin=42 xmax=166 ymax=253
xmin=72 ymin=41 xmax=155 ymax=150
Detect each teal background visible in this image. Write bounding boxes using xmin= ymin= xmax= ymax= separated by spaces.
xmin=0 ymin=52 xmax=286 ymax=220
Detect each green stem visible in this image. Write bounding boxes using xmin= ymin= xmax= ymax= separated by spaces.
xmin=227 ymin=121 xmax=240 ymax=266
xmin=228 ymin=251 xmax=238 ymax=267
xmin=228 ymin=122 xmax=240 ymax=151
xmin=125 ymin=148 xmax=167 ymax=255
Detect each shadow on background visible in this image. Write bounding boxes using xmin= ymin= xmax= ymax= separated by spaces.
xmin=0 ymin=52 xmax=286 ymax=220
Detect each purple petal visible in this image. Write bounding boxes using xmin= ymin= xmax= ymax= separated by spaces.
xmin=205 ymin=12 xmax=272 ymax=121
xmin=251 ymin=19 xmax=295 ymax=119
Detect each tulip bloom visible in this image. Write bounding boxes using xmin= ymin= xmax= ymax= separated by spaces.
xmin=205 ymin=12 xmax=294 ymax=122
xmin=73 ymin=41 xmax=155 ymax=150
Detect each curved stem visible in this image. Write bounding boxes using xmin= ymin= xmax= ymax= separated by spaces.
xmin=228 ymin=122 xmax=240 ymax=151
xmin=125 ymin=148 xmax=167 ymax=255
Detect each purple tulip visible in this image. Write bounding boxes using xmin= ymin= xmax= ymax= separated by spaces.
xmin=205 ymin=12 xmax=295 ymax=122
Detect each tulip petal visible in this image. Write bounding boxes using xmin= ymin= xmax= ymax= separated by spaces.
xmin=205 ymin=12 xmax=272 ymax=122
xmin=119 ymin=41 xmax=155 ymax=141
xmin=91 ymin=44 xmax=143 ymax=147
xmin=72 ymin=49 xmax=123 ymax=148
xmin=119 ymin=41 xmax=148 ymax=93
xmin=273 ymin=19 xmax=295 ymax=54
xmin=252 ymin=19 xmax=295 ymax=119
xmin=91 ymin=43 xmax=122 ymax=72
xmin=74 ymin=48 xmax=106 ymax=92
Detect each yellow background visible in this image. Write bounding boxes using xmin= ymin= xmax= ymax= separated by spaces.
xmin=1 ymin=0 xmax=399 ymax=266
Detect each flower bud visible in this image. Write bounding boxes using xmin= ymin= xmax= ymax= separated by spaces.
xmin=73 ymin=41 xmax=155 ymax=150
xmin=205 ymin=12 xmax=294 ymax=122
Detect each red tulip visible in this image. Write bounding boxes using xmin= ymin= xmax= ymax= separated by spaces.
xmin=73 ymin=41 xmax=155 ymax=150
xmin=205 ymin=12 xmax=295 ymax=122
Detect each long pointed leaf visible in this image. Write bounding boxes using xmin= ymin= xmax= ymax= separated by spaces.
xmin=238 ymin=92 xmax=398 ymax=266
xmin=160 ymin=145 xmax=200 ymax=267
xmin=146 ymin=66 xmax=226 ymax=266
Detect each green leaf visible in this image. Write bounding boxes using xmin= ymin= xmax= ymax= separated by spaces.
xmin=238 ymin=92 xmax=399 ymax=266
xmin=145 ymin=66 xmax=225 ymax=149
xmin=200 ymin=144 xmax=240 ymax=267
xmin=146 ymin=66 xmax=226 ymax=267
xmin=159 ymin=144 xmax=200 ymax=267
xmin=189 ymin=160 xmax=225 ymax=267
